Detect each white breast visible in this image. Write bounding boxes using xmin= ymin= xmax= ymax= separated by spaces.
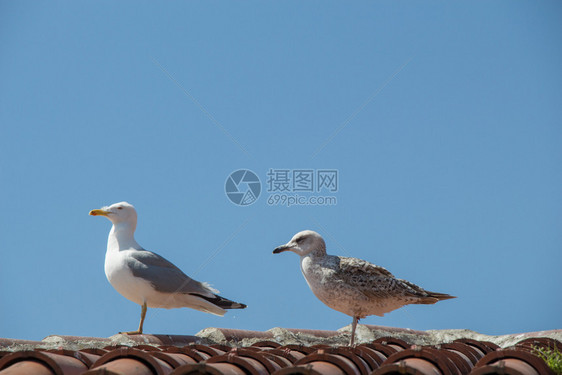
xmin=300 ymin=256 xmax=339 ymax=307
xmin=104 ymin=249 xmax=150 ymax=306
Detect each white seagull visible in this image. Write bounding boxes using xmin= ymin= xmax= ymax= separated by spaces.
xmin=90 ymin=202 xmax=246 ymax=334
xmin=273 ymin=230 xmax=455 ymax=345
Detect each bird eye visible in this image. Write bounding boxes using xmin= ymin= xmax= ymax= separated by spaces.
xmin=117 ymin=207 xmax=123 ymax=210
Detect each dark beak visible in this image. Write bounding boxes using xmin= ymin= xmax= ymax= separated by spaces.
xmin=273 ymin=245 xmax=292 ymax=254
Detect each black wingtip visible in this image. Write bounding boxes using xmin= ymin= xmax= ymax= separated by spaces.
xmin=192 ymin=293 xmax=247 ymax=310
xmin=223 ymin=301 xmax=247 ymax=310
xmin=429 ymin=292 xmax=457 ymax=301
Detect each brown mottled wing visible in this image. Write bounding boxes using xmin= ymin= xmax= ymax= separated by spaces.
xmin=398 ymin=278 xmax=456 ymax=303
xmin=336 ymin=256 xmax=401 ymax=299
xmin=336 ymin=256 xmax=445 ymax=301
xmin=337 ymin=256 xmax=395 ymax=278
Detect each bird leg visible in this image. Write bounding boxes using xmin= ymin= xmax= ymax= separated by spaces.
xmin=120 ymin=301 xmax=147 ymax=335
xmin=350 ymin=316 xmax=359 ymax=346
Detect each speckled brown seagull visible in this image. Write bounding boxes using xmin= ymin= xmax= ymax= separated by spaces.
xmin=273 ymin=230 xmax=455 ymax=345
xmin=90 ymin=201 xmax=246 ymax=334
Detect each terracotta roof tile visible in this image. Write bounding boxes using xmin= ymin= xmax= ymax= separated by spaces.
xmin=473 ymin=349 xmax=556 ymax=375
xmin=0 ymin=338 xmax=44 ymax=348
xmin=0 ymin=350 xmax=88 ymax=375
xmin=110 ymin=334 xmax=199 ymax=347
xmin=1 ymin=327 xmax=560 ymax=375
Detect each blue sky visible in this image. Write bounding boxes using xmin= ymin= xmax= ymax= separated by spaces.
xmin=1 ymin=1 xmax=561 ymax=341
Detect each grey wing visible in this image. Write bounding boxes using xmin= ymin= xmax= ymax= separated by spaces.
xmin=128 ymin=249 xmax=216 ymax=298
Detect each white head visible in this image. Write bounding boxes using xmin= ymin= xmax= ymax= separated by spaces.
xmin=273 ymin=230 xmax=326 ymax=257
xmin=89 ymin=201 xmax=137 ymax=227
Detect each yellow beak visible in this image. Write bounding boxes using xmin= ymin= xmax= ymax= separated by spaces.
xmin=89 ymin=209 xmax=110 ymax=217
